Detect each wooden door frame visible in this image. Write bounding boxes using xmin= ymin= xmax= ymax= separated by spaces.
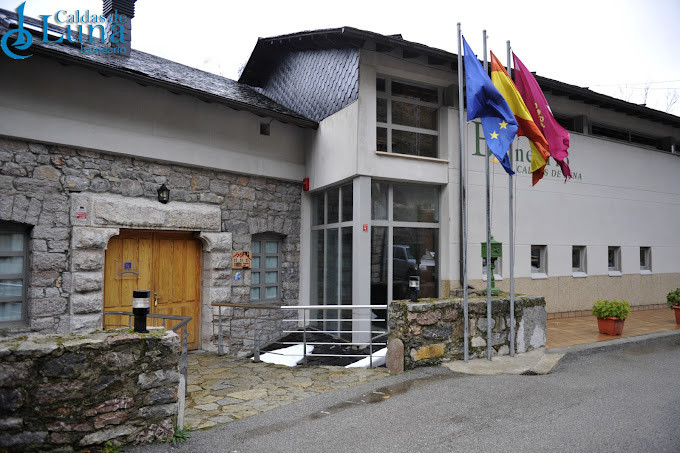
xmin=104 ymin=229 xmax=202 ymax=349
xmin=68 ymin=192 xmax=232 ymax=351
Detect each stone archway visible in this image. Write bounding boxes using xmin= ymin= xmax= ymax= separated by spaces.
xmin=67 ymin=192 xmax=232 ymax=350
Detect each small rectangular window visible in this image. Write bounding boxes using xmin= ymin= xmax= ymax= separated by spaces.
xmin=392 ymin=184 xmax=439 ymax=223
xmin=0 ymin=224 xmax=27 ymax=323
xmin=530 ymin=245 xmax=547 ymax=277
xmin=572 ymin=246 xmax=586 ymax=275
xmin=341 ymin=184 xmax=353 ymax=222
xmin=371 ymin=182 xmax=389 ymax=220
xmin=327 ymin=187 xmax=339 ymax=224
xmin=640 ymin=247 xmax=651 ymax=272
xmin=250 ymin=235 xmax=282 ymax=302
xmin=608 ymin=246 xmax=621 ymax=275
xmin=312 ymin=193 xmax=325 ymax=226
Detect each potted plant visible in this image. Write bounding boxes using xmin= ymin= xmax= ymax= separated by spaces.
xmin=667 ymin=288 xmax=680 ymax=324
xmin=592 ymin=299 xmax=631 ymax=335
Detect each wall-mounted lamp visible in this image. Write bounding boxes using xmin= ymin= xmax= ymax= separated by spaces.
xmin=157 ymin=184 xmax=170 ymax=204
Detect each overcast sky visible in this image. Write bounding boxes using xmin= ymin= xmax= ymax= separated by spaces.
xmin=4 ymin=0 xmax=680 ymax=115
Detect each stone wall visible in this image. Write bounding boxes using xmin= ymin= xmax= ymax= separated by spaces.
xmin=0 ymin=137 xmax=302 ymax=346
xmin=0 ymin=330 xmax=181 ymax=452
xmin=389 ymin=295 xmax=546 ymax=369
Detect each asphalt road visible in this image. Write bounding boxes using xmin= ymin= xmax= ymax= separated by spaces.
xmin=129 ymin=336 xmax=680 ymax=453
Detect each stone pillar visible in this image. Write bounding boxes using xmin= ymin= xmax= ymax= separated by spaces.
xmin=197 ymin=232 xmax=233 ymax=352
xmin=68 ymin=227 xmax=119 ymax=334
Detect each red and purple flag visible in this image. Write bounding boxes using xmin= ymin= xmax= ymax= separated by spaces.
xmin=512 ymin=53 xmax=572 ymax=180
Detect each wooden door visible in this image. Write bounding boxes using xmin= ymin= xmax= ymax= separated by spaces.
xmin=103 ymin=230 xmax=202 ymax=350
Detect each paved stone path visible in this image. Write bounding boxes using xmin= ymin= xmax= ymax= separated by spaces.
xmin=184 ymin=352 xmax=389 ymax=430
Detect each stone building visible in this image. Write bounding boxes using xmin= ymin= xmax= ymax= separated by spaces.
xmin=1 ymin=6 xmax=679 ymax=350
xmin=0 ymin=7 xmax=315 ymax=350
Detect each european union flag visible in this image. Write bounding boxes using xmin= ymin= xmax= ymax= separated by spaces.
xmin=463 ymin=37 xmax=518 ymax=175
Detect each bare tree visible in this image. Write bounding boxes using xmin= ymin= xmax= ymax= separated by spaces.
xmin=617 ymin=84 xmax=634 ymax=102
xmin=665 ymin=89 xmax=679 ymax=113
xmin=640 ymin=82 xmax=651 ymax=106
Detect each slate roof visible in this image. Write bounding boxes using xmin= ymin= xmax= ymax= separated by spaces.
xmin=251 ymin=48 xmax=360 ymax=122
xmin=0 ymin=8 xmax=318 ymax=129
xmin=241 ymin=27 xmax=679 ymax=128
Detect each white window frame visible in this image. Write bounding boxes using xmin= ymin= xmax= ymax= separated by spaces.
xmin=530 ymin=245 xmax=547 ymax=279
xmin=572 ymin=245 xmax=587 ymax=277
xmin=250 ymin=234 xmax=283 ymax=302
xmin=640 ymin=246 xmax=652 ymax=274
xmin=608 ymin=246 xmax=622 ymax=276
xmin=376 ymin=76 xmax=441 ymax=158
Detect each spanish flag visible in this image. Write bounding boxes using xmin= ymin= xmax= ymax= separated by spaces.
xmin=489 ymin=51 xmax=550 ymax=186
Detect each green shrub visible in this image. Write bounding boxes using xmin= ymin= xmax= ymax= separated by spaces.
xmin=667 ymin=288 xmax=680 ymax=309
xmin=592 ymin=299 xmax=631 ymax=320
xmin=169 ymin=424 xmax=192 ymax=446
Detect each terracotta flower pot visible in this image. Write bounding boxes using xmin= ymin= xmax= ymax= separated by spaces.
xmin=597 ymin=316 xmax=625 ymax=335
xmin=673 ymin=306 xmax=680 ymax=324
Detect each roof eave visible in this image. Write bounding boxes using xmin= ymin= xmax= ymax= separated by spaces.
xmin=27 ymin=45 xmax=318 ymax=129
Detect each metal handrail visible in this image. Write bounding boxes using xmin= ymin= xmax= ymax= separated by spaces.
xmin=103 ymin=311 xmax=191 ymax=392
xmin=212 ymin=303 xmax=388 ymax=367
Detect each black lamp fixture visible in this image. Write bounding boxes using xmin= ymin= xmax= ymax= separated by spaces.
xmin=157 ymin=184 xmax=170 ymax=204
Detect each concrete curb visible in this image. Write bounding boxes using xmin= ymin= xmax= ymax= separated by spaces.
xmin=441 ymin=348 xmax=564 ymax=376
xmin=546 ymin=329 xmax=680 ymax=357
xmin=438 ymin=329 xmax=680 ymax=376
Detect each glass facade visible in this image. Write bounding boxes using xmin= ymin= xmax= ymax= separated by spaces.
xmin=370 ymin=182 xmax=440 ymax=323
xmin=311 ymin=180 xmax=439 ymax=334
xmin=310 ymin=183 xmax=353 ymax=335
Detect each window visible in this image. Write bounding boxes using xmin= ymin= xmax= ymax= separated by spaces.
xmin=608 ymin=246 xmax=621 ymax=276
xmin=0 ymin=224 xmax=27 ymax=323
xmin=250 ymin=235 xmax=282 ymax=301
xmin=530 ymin=245 xmax=547 ymax=278
xmin=572 ymin=246 xmax=587 ymax=276
xmin=371 ymin=181 xmax=439 ymax=308
xmin=376 ymin=77 xmax=441 ymax=158
xmin=310 ymin=183 xmax=354 ymax=334
xmin=640 ymin=247 xmax=651 ymax=273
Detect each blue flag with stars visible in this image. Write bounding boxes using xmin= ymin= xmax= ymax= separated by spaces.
xmin=462 ymin=36 xmax=518 ymax=175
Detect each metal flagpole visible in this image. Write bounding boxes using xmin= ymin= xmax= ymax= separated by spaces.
xmin=483 ymin=30 xmax=492 ymax=361
xmin=507 ymin=40 xmax=516 ymax=357
xmin=457 ymin=23 xmax=469 ymax=362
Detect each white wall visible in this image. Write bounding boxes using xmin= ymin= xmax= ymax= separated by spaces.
xmin=305 ymin=101 xmax=359 ymax=190
xmin=463 ymin=126 xmax=680 ymax=280
xmin=356 ymin=51 xmax=453 ymax=185
xmin=0 ymin=55 xmax=308 ymax=181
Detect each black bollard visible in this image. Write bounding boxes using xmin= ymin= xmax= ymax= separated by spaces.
xmin=409 ymin=276 xmax=420 ymax=302
xmin=132 ymin=290 xmax=151 ymax=333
